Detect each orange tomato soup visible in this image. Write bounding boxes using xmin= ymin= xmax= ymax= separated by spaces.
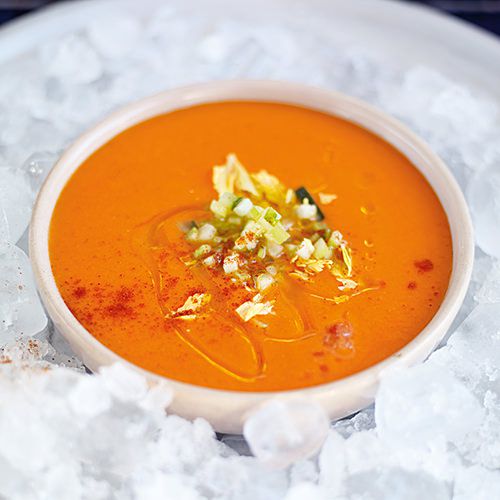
xmin=50 ymin=102 xmax=452 ymax=391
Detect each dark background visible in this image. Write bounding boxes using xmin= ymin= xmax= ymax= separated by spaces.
xmin=0 ymin=0 xmax=499 ymax=36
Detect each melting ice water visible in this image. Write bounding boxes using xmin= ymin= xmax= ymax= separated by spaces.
xmin=0 ymin=2 xmax=500 ymax=498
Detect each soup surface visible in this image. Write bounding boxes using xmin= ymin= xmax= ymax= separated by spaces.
xmin=50 ymin=101 xmax=452 ymax=391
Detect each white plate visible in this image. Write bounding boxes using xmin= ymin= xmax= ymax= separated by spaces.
xmin=0 ymin=0 xmax=499 ymax=100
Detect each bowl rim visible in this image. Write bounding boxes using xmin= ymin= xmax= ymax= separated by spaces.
xmin=30 ymin=79 xmax=474 ymax=402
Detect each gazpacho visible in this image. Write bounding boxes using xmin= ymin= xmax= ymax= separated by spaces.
xmin=49 ymin=101 xmax=452 ymax=391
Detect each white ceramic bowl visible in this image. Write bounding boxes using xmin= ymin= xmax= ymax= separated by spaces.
xmin=30 ymin=80 xmax=474 ymax=434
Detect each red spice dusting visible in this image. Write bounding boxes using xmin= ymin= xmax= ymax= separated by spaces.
xmin=212 ymin=252 xmax=224 ymax=266
xmin=414 ymin=259 xmax=434 ymax=273
xmin=163 ymin=276 xmax=180 ymax=288
xmin=319 ymin=364 xmax=329 ymax=373
xmin=116 ymin=287 xmax=134 ymax=302
xmin=98 ymin=286 xmax=137 ymax=319
xmin=105 ymin=302 xmax=135 ymax=318
xmin=313 ymin=351 xmax=325 ymax=357
xmin=81 ymin=312 xmax=94 ymax=323
xmin=407 ymin=281 xmax=417 ymax=290
xmin=73 ymin=286 xmax=87 ymax=298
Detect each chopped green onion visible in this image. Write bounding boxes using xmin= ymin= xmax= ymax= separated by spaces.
xmin=263 ymin=207 xmax=282 ymax=226
xmin=210 ymin=192 xmax=239 ymax=218
xmin=248 ymin=205 xmax=264 ymax=221
xmin=223 ymin=254 xmax=239 ymax=274
xmin=197 ymin=223 xmax=217 ymax=241
xmin=266 ymin=265 xmax=278 ymax=276
xmin=233 ymin=197 xmax=253 ymax=216
xmin=266 ymin=240 xmax=284 ymax=258
xmin=194 ymin=244 xmax=212 ymax=258
xmin=265 ymin=223 xmax=290 ymax=245
xmin=227 ymin=216 xmax=242 ymax=226
xmin=184 ymin=155 xmax=354 ymax=298
xmin=186 ymin=227 xmax=199 ymax=242
xmin=284 ymin=243 xmax=298 ymax=256
xmin=203 ymin=255 xmax=217 ymax=267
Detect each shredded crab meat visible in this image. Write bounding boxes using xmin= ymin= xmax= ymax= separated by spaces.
xmin=168 ymin=293 xmax=211 ymax=319
xmin=236 ymin=296 xmax=275 ymax=322
xmin=337 ymin=278 xmax=358 ymax=291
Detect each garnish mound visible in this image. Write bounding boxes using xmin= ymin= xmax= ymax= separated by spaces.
xmin=180 ymin=153 xmax=355 ymax=322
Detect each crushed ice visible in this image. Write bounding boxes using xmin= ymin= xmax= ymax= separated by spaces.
xmin=0 ymin=2 xmax=500 ymax=498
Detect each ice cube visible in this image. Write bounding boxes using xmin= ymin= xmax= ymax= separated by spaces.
xmin=40 ymin=34 xmax=103 ymax=85
xmin=284 ymin=482 xmax=326 ymax=500
xmin=68 ymin=375 xmax=112 ymax=419
xmin=475 ymin=261 xmax=500 ymax=304
xmin=317 ymin=432 xmax=345 ymax=497
xmin=243 ymin=399 xmax=329 ymax=468
xmin=344 ymin=468 xmax=450 ymax=500
xmin=0 ymin=243 xmax=47 ymax=343
xmin=468 ymin=164 xmax=500 ymax=258
xmin=219 ymin=434 xmax=252 ymax=456
xmin=154 ymin=416 xmax=221 ymax=474
xmin=333 ymin=407 xmax=375 ymax=438
xmin=198 ymin=454 xmax=288 ymax=500
xmin=132 ymin=473 xmax=200 ymax=500
xmin=454 ymin=465 xmax=500 ymax=500
xmin=138 ymin=382 xmax=173 ymax=416
xmin=0 ymin=109 xmax=29 ymax=146
xmin=99 ymin=363 xmax=148 ymax=403
xmin=20 ymin=121 xmax=65 ymax=157
xmin=0 ymin=167 xmax=34 ymax=244
xmin=379 ymin=66 xmax=450 ymax=125
xmin=430 ymin=84 xmax=498 ymax=141
xmin=1 ymin=2 xmax=500 ymax=494
xmin=87 ymin=16 xmax=142 ymax=59
xmin=289 ymin=459 xmax=319 ymax=486
xmin=23 ymin=151 xmax=59 ymax=192
xmin=198 ymin=30 xmax=232 ymax=63
xmin=375 ymin=362 xmax=484 ymax=448
xmin=437 ymin=303 xmax=500 ymax=396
